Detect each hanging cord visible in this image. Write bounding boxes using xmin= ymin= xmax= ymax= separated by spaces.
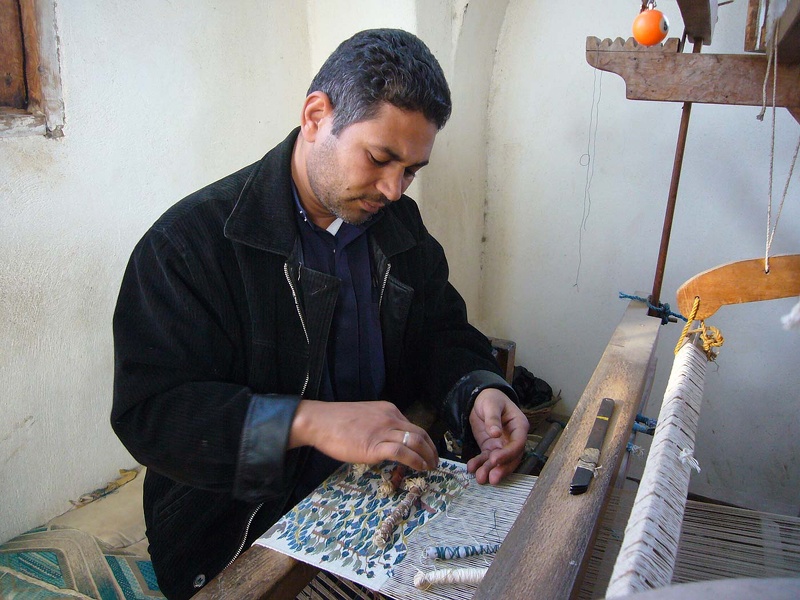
xmin=575 ymin=45 xmax=604 ymax=291
xmin=756 ymin=12 xmax=800 ymax=273
xmin=674 ymin=296 xmax=724 ymax=360
xmin=756 ymin=18 xmax=777 ymax=123
xmin=766 ymin=135 xmax=800 ymax=271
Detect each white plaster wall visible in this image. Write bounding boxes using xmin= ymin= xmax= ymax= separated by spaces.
xmin=0 ymin=0 xmax=310 ymax=543
xmin=417 ymin=0 xmax=511 ymax=319
xmin=485 ymin=0 xmax=800 ymax=514
xmin=306 ymin=0 xmax=416 ymax=70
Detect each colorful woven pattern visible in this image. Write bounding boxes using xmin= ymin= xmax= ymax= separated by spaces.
xmin=0 ymin=527 xmax=164 ymax=599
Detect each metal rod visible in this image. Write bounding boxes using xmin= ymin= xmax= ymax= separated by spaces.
xmin=649 ymin=38 xmax=704 ymax=315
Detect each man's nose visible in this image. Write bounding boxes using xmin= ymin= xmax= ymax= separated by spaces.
xmin=376 ymin=168 xmax=406 ymax=202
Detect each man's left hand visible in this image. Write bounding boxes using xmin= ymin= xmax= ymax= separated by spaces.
xmin=466 ymin=388 xmax=529 ymax=485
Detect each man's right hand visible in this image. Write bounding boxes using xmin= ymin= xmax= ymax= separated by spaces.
xmin=288 ymin=399 xmax=438 ymax=472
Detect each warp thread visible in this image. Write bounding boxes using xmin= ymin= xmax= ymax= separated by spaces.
xmin=424 ymin=543 xmax=500 ymax=561
xmin=413 ymin=567 xmax=488 ymax=589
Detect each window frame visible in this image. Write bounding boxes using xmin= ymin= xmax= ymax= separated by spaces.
xmin=1 ymin=0 xmax=64 ymax=138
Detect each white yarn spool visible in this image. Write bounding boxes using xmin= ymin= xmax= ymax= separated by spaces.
xmin=413 ymin=567 xmax=488 ymax=589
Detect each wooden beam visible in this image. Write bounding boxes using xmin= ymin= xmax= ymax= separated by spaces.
xmin=777 ymin=0 xmax=800 ymax=64
xmin=676 ymin=254 xmax=800 ymax=320
xmin=474 ymin=299 xmax=661 ymax=600
xmin=586 ymin=37 xmax=800 ymax=110
xmin=193 ymin=546 xmax=318 ymax=600
xmin=676 ymin=0 xmax=718 ymax=45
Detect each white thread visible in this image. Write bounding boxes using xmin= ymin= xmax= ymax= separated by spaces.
xmin=577 ymin=447 xmax=602 ymax=477
xmin=679 ymin=448 xmax=701 ymax=473
xmin=413 ymin=567 xmax=488 ymax=589
xmin=628 ymin=444 xmax=645 ymax=457
xmin=781 ymin=297 xmax=800 ymax=331
xmin=607 ymin=340 xmax=707 ymax=597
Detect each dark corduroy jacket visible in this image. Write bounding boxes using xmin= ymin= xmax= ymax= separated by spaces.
xmin=111 ymin=129 xmax=515 ymax=599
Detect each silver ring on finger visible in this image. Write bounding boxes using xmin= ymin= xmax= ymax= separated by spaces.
xmin=402 ymin=431 xmax=411 ymax=447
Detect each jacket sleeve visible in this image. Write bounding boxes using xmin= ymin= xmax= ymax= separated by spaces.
xmin=111 ymin=229 xmax=299 ymax=501
xmin=415 ymin=232 xmax=519 ymax=444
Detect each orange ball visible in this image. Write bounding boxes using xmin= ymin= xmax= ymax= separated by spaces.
xmin=632 ymin=8 xmax=669 ymax=46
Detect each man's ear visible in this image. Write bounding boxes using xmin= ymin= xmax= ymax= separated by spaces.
xmin=300 ymin=91 xmax=333 ymax=142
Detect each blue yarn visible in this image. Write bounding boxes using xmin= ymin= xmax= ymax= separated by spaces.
xmin=425 ymin=543 xmax=500 ymax=560
xmin=635 ymin=413 xmax=657 ymax=428
xmin=619 ymin=292 xmax=687 ymax=324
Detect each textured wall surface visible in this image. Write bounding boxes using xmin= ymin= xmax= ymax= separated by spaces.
xmin=0 ymin=0 xmax=310 ymax=543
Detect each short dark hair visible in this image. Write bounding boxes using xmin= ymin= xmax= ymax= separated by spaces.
xmin=307 ymin=28 xmax=452 ymax=135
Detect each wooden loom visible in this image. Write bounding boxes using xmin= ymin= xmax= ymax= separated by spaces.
xmin=195 ymin=2 xmax=800 ymax=598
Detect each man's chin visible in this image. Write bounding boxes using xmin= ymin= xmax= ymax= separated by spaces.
xmin=342 ymin=211 xmax=377 ymax=226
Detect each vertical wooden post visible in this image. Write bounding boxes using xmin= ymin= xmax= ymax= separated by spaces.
xmin=649 ymin=38 xmax=704 ymax=314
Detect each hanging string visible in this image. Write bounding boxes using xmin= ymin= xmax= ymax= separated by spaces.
xmin=764 ymin=20 xmax=779 ymax=273
xmin=575 ymin=47 xmax=604 ymax=290
xmin=413 ymin=567 xmax=488 ymax=589
xmin=766 ymin=134 xmax=800 ymax=270
xmin=756 ymin=21 xmax=776 ymax=122
xmin=756 ymin=12 xmax=799 ymax=274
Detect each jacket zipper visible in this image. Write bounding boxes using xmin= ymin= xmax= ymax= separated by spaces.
xmin=224 ymin=502 xmax=262 ymax=570
xmin=224 ymin=263 xmax=312 ymax=571
xmin=284 ymin=262 xmax=310 ymax=397
xmin=378 ymin=263 xmax=391 ymax=312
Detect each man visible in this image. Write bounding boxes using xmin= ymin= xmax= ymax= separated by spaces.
xmin=111 ymin=28 xmax=528 ymax=599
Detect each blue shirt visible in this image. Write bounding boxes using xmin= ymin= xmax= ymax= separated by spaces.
xmin=290 ymin=187 xmax=386 ymax=498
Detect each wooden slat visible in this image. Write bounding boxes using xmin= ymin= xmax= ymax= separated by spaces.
xmin=474 ymin=298 xmax=661 ymax=600
xmin=586 ymin=37 xmax=800 ymax=110
xmin=744 ymin=0 xmax=766 ymax=52
xmin=676 ymin=254 xmax=800 ymax=320
xmin=676 ymin=0 xmax=717 ymax=45
xmin=777 ymin=0 xmax=800 ymax=64
xmin=488 ymin=337 xmax=517 ymax=383
xmin=0 ymin=0 xmax=27 ymax=108
xmin=19 ymin=0 xmax=43 ymax=114
xmin=193 ymin=546 xmax=318 ymax=600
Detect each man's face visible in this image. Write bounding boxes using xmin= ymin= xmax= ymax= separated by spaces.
xmin=305 ymin=103 xmax=438 ymax=226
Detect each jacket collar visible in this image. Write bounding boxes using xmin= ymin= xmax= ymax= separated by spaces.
xmin=224 ymin=127 xmax=417 ymax=259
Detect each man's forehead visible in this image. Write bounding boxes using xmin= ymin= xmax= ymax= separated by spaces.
xmin=342 ymin=106 xmax=437 ymax=163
